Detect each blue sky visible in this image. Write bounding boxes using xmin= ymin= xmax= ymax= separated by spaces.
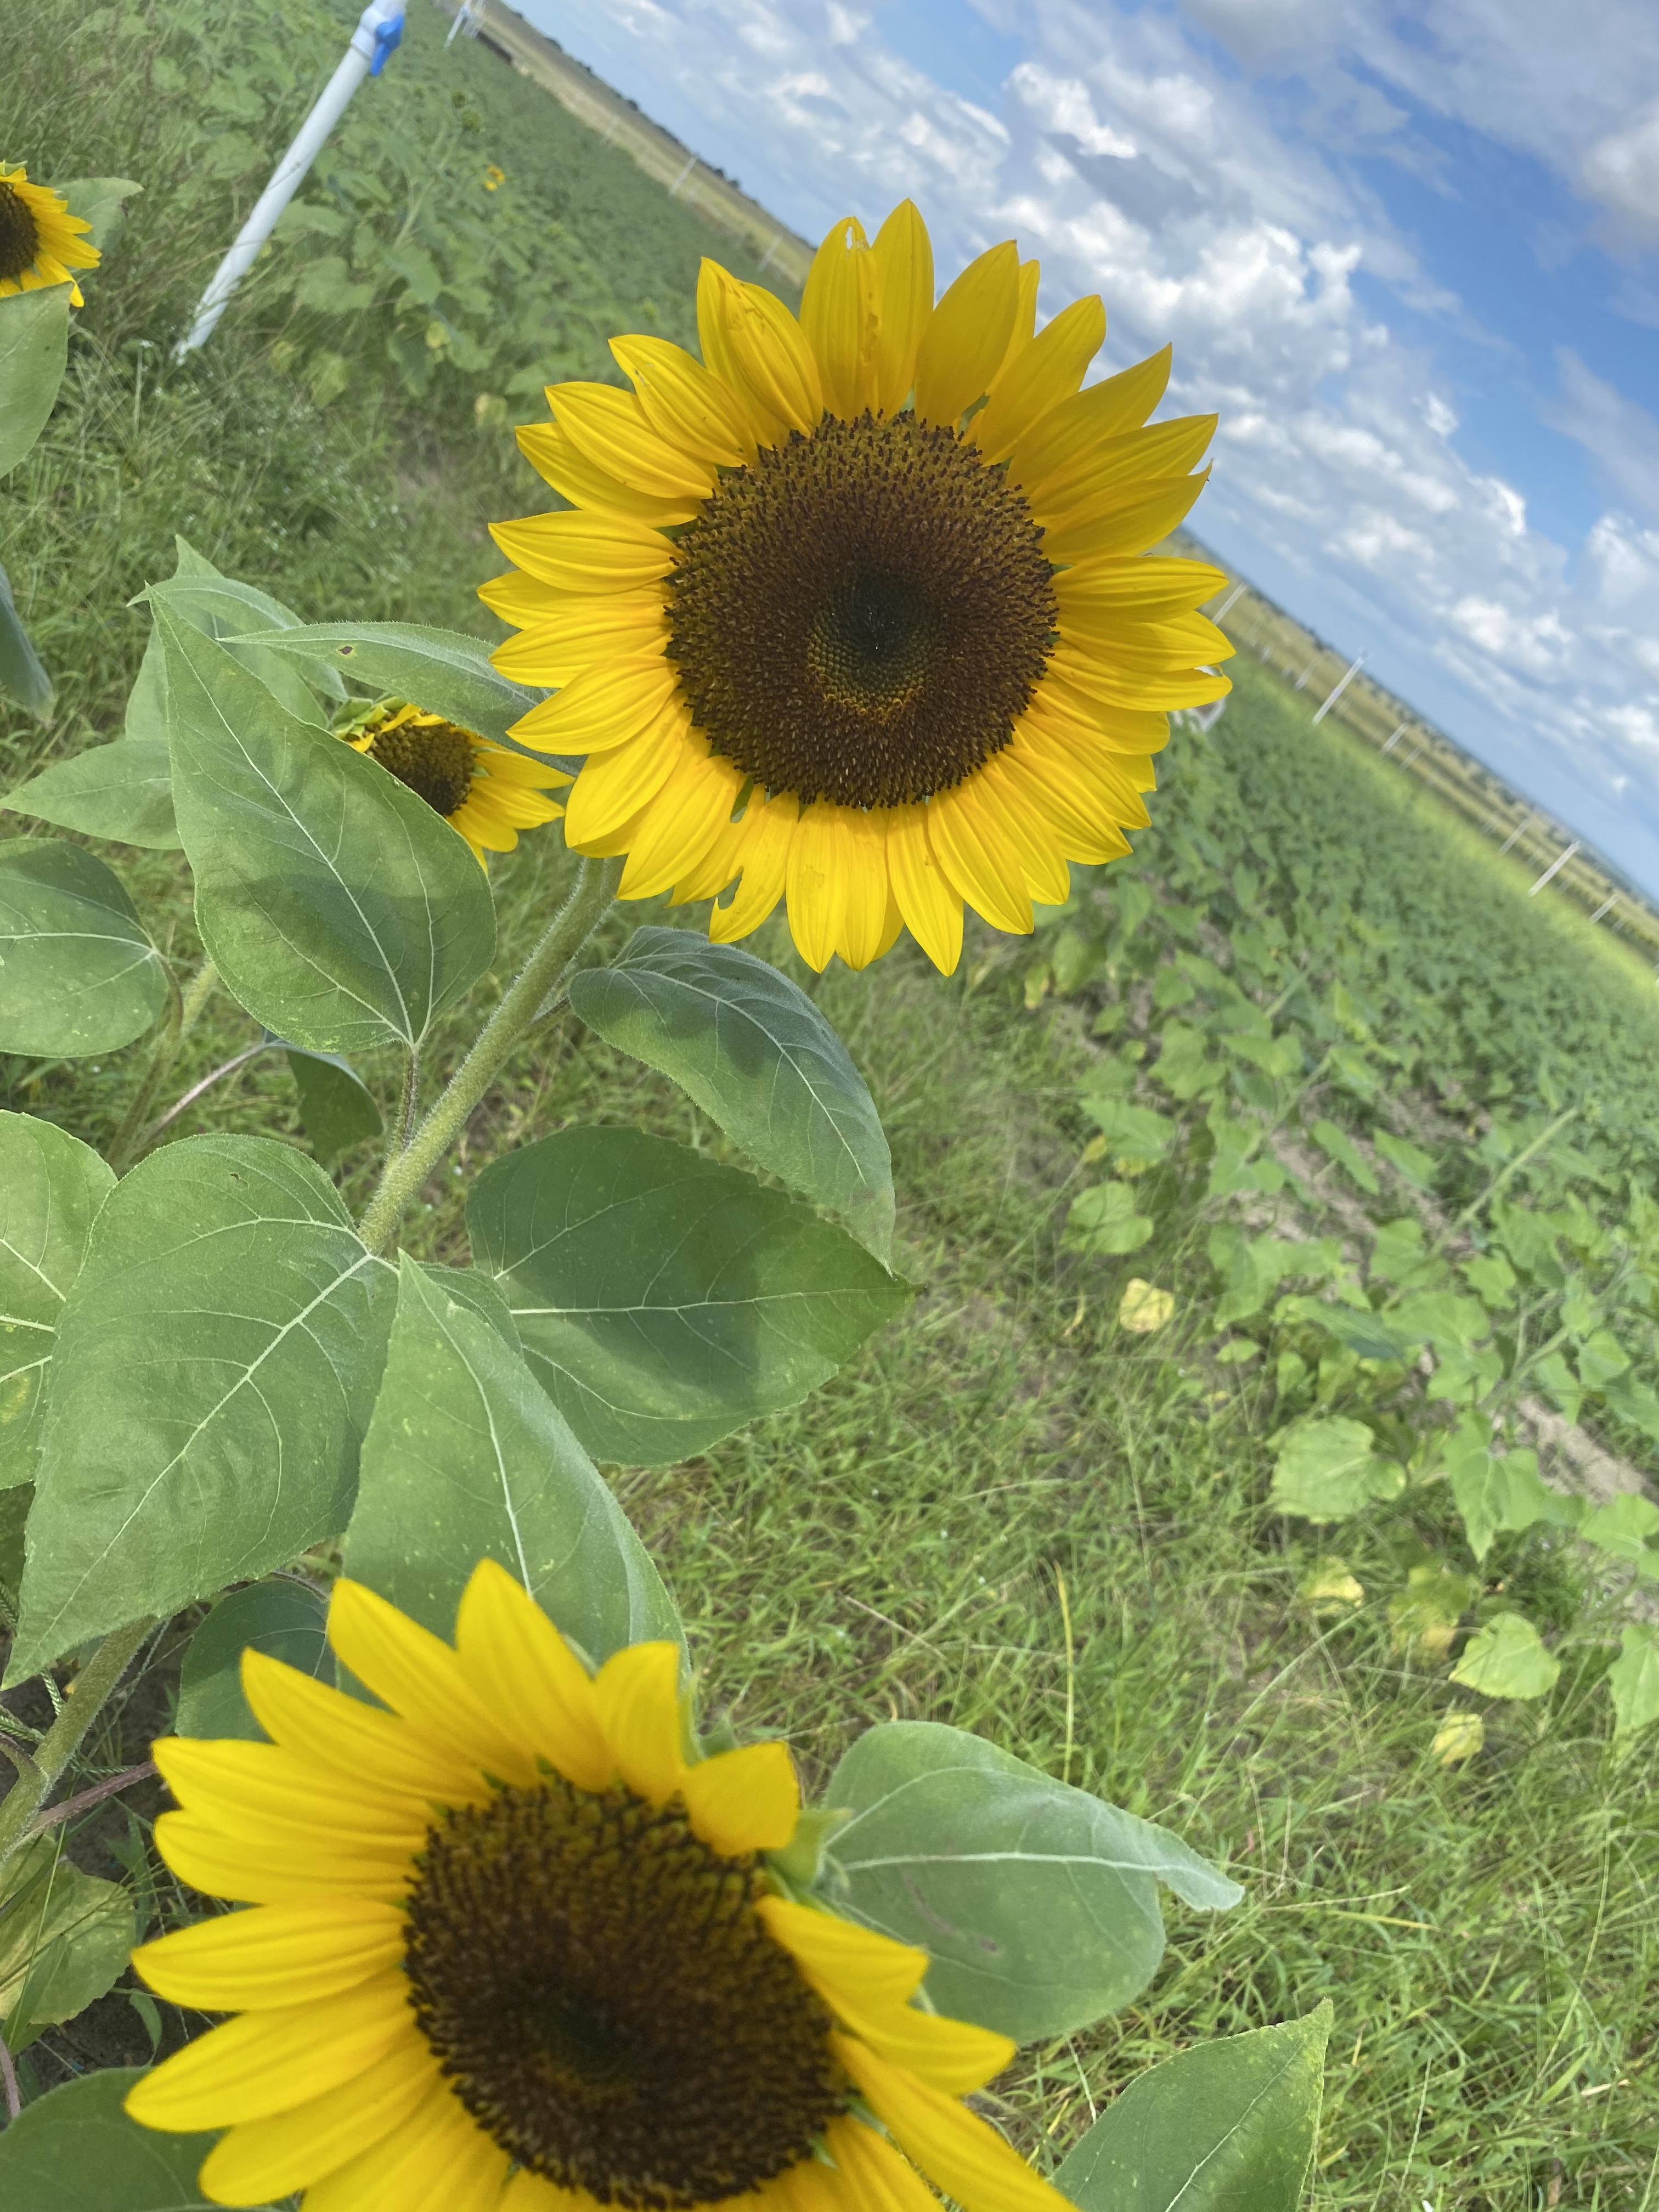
xmin=516 ymin=0 xmax=1659 ymax=895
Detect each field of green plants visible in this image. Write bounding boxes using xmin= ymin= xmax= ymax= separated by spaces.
xmin=3 ymin=2 xmax=1658 ymax=2208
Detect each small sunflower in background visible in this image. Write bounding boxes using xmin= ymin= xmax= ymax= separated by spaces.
xmin=0 ymin=162 xmax=100 ymax=304
xmin=483 ymin=163 xmax=505 ymax=192
xmin=336 ymin=696 xmax=569 ymax=866
xmin=125 ymin=1562 xmax=1069 ymax=2212
xmin=486 ymin=200 xmax=1230 ymax=974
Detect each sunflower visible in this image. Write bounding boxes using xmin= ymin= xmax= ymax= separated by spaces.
xmin=337 ymin=697 xmax=569 ymax=867
xmin=0 ymin=163 xmax=99 ymax=306
xmin=484 ymin=201 xmax=1231 ymax=975
xmin=126 ymin=1562 xmax=1070 ymax=2212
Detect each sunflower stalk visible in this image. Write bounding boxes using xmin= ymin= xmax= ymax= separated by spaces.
xmin=0 ymin=1616 xmax=155 ymax=1881
xmin=356 ymin=855 xmax=622 ymax=1255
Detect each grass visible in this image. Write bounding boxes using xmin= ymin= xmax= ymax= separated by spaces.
xmin=4 ymin=7 xmax=1659 ymax=2205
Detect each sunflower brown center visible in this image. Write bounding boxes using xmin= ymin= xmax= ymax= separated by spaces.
xmin=364 ymin=716 xmax=476 ymax=818
xmin=404 ymin=1779 xmax=844 ymax=2210
xmin=0 ymin=182 xmax=42 ymax=286
xmin=666 ymin=410 xmax=1058 ymax=809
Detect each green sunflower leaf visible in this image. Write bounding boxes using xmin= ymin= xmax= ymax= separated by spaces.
xmin=1052 ymin=2005 xmax=1331 ymax=2212
xmin=823 ymin=1720 xmax=1241 ymax=2041
xmin=0 ymin=555 xmax=54 ymax=719
xmin=282 ymin=1041 xmax=384 ymax=1167
xmin=238 ymin=619 xmax=541 ymax=748
xmin=176 ymin=1574 xmax=335 ymax=1741
xmin=155 ymin=602 xmax=495 ymax=1054
xmin=0 ymin=838 xmax=169 ymax=1058
xmin=568 ymin=928 xmax=895 ymax=1263
xmin=9 ymin=1135 xmax=397 ymax=1682
xmin=0 ymin=2069 xmax=236 ymax=2210
xmin=0 ymin=282 xmax=71 ymax=479
xmin=4 ymin=736 xmax=178 ymax=849
xmin=468 ymin=1127 xmax=911 ymax=1468
xmin=55 ymin=176 xmax=144 ymax=255
xmin=0 ymin=1113 xmax=114 ymax=1491
xmin=346 ymin=1255 xmax=682 ymax=1659
xmin=0 ymin=1835 xmax=134 ymax=2053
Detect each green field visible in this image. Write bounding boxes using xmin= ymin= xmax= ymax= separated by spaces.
xmin=4 ymin=3 xmax=1659 ymax=2207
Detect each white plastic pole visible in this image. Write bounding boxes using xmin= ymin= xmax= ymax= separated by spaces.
xmin=1497 ymin=811 xmax=1533 ymax=857
xmin=1528 ymin=841 xmax=1580 ymax=896
xmin=176 ymin=2 xmax=405 ymax=356
xmin=1590 ymin=893 xmax=1618 ymax=924
xmin=1311 ymin=651 xmax=1365 ymax=725
xmin=1211 ymin=581 xmax=1248 ymax=625
xmin=1381 ymin=723 xmax=1407 ymax=754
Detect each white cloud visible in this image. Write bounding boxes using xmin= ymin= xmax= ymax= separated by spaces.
xmin=1549 ymin=351 xmax=1659 ymax=523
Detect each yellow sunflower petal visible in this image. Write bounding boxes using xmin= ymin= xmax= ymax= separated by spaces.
xmin=707 ymin=789 xmax=800 ymax=943
xmin=301 ymin=2084 xmax=509 ymax=2212
xmin=719 ymin=273 xmax=825 ymax=437
xmin=913 ymin=241 xmax=1020 ymax=429
xmin=151 ymin=1810 xmax=414 ymax=1908
xmin=1036 ymin=414 xmax=1217 ymax=523
xmin=123 ymin=1975 xmax=414 ymax=2131
xmin=887 ymin=807 xmax=963 ymax=974
xmin=616 ymin=746 xmax=745 ymax=899
xmin=775 ymin=2146 xmax=856 ymax=2212
xmin=698 ymin=259 xmax=790 ymax=450
xmin=836 ymin=808 xmax=893 ymax=970
xmin=477 ymin=571 xmax=573 ymax=629
xmin=827 ymin=2114 xmax=946 ymax=2212
xmin=992 ymin=259 xmax=1041 ymax=387
xmin=670 ymin=801 xmax=749 ymax=902
xmin=563 ymin=720 xmax=682 ymax=848
xmin=1019 ymin=723 xmax=1152 ymax=831
xmin=1005 ymin=343 xmax=1172 ymax=495
xmin=516 ymin=422 xmax=702 ymax=527
xmin=507 ymin=659 xmax=680 ymax=755
xmin=325 ymin=1579 xmax=539 ymax=1787
xmin=489 ymin=597 xmax=668 ymax=686
xmin=153 ymin=1739 xmax=427 ymax=1848
xmin=240 ymin=1650 xmax=484 ymax=1808
xmin=998 ymin=736 xmax=1135 ymax=865
xmin=591 ymin=1638 xmax=686 ymax=1803
xmin=975 ymin=293 xmax=1104 ymax=464
xmin=757 ymin=1897 xmax=928 ymax=2010
xmin=870 ymin=200 xmax=934 ymax=416
xmin=833 ymin=2036 xmax=1067 ymax=2212
xmin=1032 ymin=668 xmax=1173 ymax=754
xmin=612 ymin=332 xmax=754 ymax=467
xmin=454 ymin=1558 xmax=614 ymax=1793
xmin=1041 ymin=471 xmax=1212 ymax=565
xmin=1052 ymin=556 xmax=1229 ymax=633
xmin=972 ymin=758 xmax=1069 ymax=905
xmin=679 ymin=1738 xmax=799 ymax=1854
xmin=489 ymin=512 xmax=676 ymax=595
xmin=802 ymin=216 xmax=877 ymax=420
xmin=196 ymin=2036 xmax=438 ymax=2205
xmin=839 ymin=2004 xmax=1012 ymax=2096
xmin=925 ymin=783 xmax=1033 ymax=936
xmin=786 ymin=804 xmax=854 ymax=972
xmin=551 ymin=381 xmax=716 ymax=500
xmin=132 ymin=1899 xmax=405 ymax=2011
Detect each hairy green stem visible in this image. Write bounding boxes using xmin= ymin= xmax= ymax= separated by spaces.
xmin=0 ymin=1618 xmax=155 ymax=1880
xmin=357 ymin=857 xmax=621 ymax=1256
xmin=392 ymin=1047 xmax=421 ymax=1156
xmin=105 ymin=957 xmax=220 ymax=1175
